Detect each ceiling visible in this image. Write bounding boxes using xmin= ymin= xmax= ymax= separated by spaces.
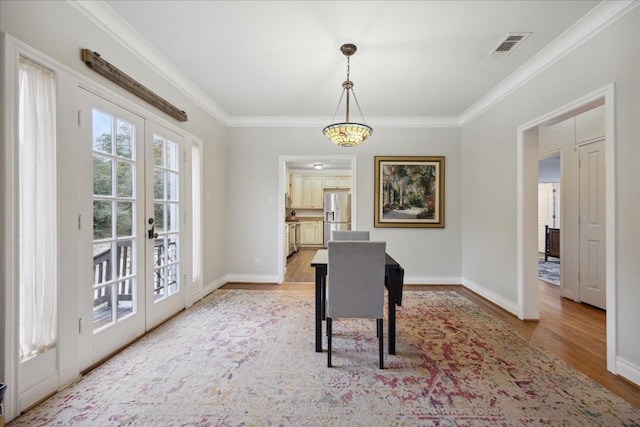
xmin=74 ymin=0 xmax=616 ymax=129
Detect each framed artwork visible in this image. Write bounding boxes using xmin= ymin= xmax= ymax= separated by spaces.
xmin=374 ymin=156 xmax=445 ymax=228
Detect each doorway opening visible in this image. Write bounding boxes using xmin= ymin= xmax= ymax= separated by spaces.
xmin=538 ymin=155 xmax=560 ymax=287
xmin=278 ymin=155 xmax=356 ymax=284
xmin=518 ymin=84 xmax=615 ymax=373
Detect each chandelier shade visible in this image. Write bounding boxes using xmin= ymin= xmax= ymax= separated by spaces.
xmin=323 ymin=43 xmax=372 ymax=147
xmin=322 ymin=122 xmax=372 ymax=148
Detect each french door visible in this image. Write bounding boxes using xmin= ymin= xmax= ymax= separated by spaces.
xmin=145 ymin=123 xmax=185 ymax=328
xmin=78 ymin=89 xmax=184 ymax=369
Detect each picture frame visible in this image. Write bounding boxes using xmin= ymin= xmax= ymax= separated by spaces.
xmin=374 ymin=156 xmax=445 ymax=228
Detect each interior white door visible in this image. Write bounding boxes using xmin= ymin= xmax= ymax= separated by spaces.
xmin=78 ymin=89 xmax=146 ymax=369
xmin=578 ymin=139 xmax=606 ymax=309
xmin=537 ymin=183 xmax=554 ymax=253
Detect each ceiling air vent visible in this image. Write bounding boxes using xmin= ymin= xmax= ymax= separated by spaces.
xmin=489 ymin=32 xmax=531 ymax=59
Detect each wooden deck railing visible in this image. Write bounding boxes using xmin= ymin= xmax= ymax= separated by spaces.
xmin=93 ymin=239 xmax=176 ymax=308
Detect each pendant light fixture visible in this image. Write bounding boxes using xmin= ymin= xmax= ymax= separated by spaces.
xmin=322 ymin=43 xmax=372 ymax=147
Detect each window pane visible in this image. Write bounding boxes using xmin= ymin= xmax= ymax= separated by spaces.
xmin=167 ymin=171 xmax=178 ymax=201
xmin=167 ymin=234 xmax=178 ymax=264
xmin=116 ymin=202 xmax=133 ymax=237
xmin=93 ymin=284 xmax=114 ymax=329
xmin=167 ymin=263 xmax=178 ymax=296
xmin=116 ymin=119 xmax=133 ymax=159
xmin=153 ymin=267 xmax=166 ymax=301
xmin=154 ymin=170 xmax=164 ymax=200
xmin=153 ymin=135 xmax=164 ymax=166
xmin=93 ymin=156 xmax=112 ymax=196
xmin=116 ymin=240 xmax=134 ymax=278
xmin=167 ymin=203 xmax=178 ymax=232
xmin=93 ymin=200 xmax=113 ymax=239
xmin=154 ymin=203 xmax=165 ymax=233
xmin=166 ymin=140 xmax=179 ymax=171
xmin=116 ymin=160 xmax=133 ymax=198
xmin=93 ymin=242 xmax=112 ymax=285
xmin=116 ymin=278 xmax=134 ymax=319
xmin=92 ymin=110 xmax=112 ymax=154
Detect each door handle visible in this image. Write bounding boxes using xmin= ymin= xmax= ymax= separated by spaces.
xmin=147 ymin=218 xmax=159 ymax=239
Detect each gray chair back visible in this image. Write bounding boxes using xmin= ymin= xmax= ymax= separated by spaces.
xmin=331 ymin=230 xmax=370 ymax=241
xmin=327 ymin=241 xmax=385 ymax=319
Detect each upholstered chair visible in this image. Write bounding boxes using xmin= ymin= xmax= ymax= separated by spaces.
xmin=331 ymin=230 xmax=370 ymax=241
xmin=326 ymin=240 xmax=386 ymax=368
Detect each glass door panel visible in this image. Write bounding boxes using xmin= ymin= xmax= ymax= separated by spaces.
xmin=79 ymin=88 xmax=146 ymax=369
xmin=145 ymin=127 xmax=184 ymax=328
xmin=91 ymin=111 xmax=139 ymax=329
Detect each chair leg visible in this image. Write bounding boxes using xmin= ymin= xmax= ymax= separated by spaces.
xmin=327 ymin=317 xmax=332 ymax=368
xmin=378 ymin=318 xmax=384 ymax=369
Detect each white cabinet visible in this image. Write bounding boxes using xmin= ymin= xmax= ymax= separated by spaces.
xmin=292 ymin=175 xmax=351 ymax=209
xmin=284 ymin=224 xmax=290 ymax=263
xmin=291 ymin=174 xmax=303 ymax=208
xmin=301 ymin=220 xmax=323 ymax=245
xmin=302 ymin=177 xmax=323 ymax=209
xmin=323 ymin=176 xmax=351 ymax=189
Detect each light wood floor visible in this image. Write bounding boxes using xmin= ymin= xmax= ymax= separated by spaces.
xmin=224 ymin=248 xmax=639 ymax=408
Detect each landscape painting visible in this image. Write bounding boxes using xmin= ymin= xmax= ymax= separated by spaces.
xmin=374 ymin=156 xmax=444 ymax=228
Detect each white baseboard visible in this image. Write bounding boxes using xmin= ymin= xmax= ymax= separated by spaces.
xmin=198 ymin=275 xmax=228 ymax=300
xmin=406 ymin=276 xmax=461 ymax=285
xmin=616 ymin=356 xmax=640 ymax=387
xmin=19 ymin=373 xmax=58 ymax=414
xmin=461 ymin=277 xmax=519 ymax=316
xmin=225 ymin=274 xmax=279 ymax=284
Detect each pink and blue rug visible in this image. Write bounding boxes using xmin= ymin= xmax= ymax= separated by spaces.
xmin=8 ymin=289 xmax=639 ymax=426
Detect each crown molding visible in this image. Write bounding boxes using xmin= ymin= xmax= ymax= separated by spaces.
xmin=68 ymin=0 xmax=637 ymax=129
xmin=226 ymin=115 xmax=462 ymax=128
xmin=67 ymin=0 xmax=230 ymax=125
xmin=458 ymin=0 xmax=639 ymax=125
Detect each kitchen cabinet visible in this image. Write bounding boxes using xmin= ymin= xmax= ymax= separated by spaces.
xmin=284 ymin=224 xmax=290 ymax=262
xmin=291 ymin=174 xmax=303 ymax=208
xmin=323 ymin=176 xmax=351 ymax=189
xmin=288 ymin=223 xmax=296 ymax=256
xmin=301 ymin=220 xmax=323 ymax=245
xmin=302 ymin=177 xmax=323 ymax=209
xmin=292 ymin=175 xmax=351 ymax=209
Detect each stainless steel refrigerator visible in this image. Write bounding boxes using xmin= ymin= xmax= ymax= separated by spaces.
xmin=323 ymin=193 xmax=351 ymax=246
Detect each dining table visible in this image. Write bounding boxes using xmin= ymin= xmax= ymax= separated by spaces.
xmin=310 ymin=249 xmax=404 ymax=355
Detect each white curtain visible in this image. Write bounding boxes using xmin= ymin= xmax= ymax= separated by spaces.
xmin=18 ymin=56 xmax=58 ymax=360
xmin=191 ymin=143 xmax=202 ymax=281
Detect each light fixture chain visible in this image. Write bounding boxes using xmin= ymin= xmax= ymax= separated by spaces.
xmin=330 ymin=88 xmax=347 ymax=123
xmin=346 ymin=56 xmax=351 ymax=81
xmin=350 ymin=88 xmax=368 ymax=125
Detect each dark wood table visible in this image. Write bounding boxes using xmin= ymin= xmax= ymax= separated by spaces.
xmin=310 ymin=249 xmax=404 ymax=355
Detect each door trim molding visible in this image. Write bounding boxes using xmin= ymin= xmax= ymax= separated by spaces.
xmin=516 ymin=83 xmax=616 ymax=373
xmin=278 ymin=155 xmax=357 ymax=284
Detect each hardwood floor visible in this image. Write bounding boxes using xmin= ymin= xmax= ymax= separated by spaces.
xmin=224 ymin=251 xmax=639 ymax=408
xmin=284 ymin=247 xmax=318 ymax=283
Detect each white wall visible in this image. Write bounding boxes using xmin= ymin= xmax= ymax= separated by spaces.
xmin=461 ymin=7 xmax=640 ymax=380
xmin=0 ymin=1 xmax=230 ymax=415
xmin=0 ymin=0 xmax=230 ymax=290
xmin=227 ymin=126 xmax=462 ymax=283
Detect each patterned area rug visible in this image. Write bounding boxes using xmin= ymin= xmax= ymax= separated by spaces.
xmin=539 ymin=257 xmax=560 ymax=285
xmin=9 ymin=290 xmax=639 ymax=426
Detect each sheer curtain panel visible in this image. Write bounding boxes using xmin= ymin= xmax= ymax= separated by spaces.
xmin=191 ymin=143 xmax=202 ymax=282
xmin=18 ymin=56 xmax=58 ymax=360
